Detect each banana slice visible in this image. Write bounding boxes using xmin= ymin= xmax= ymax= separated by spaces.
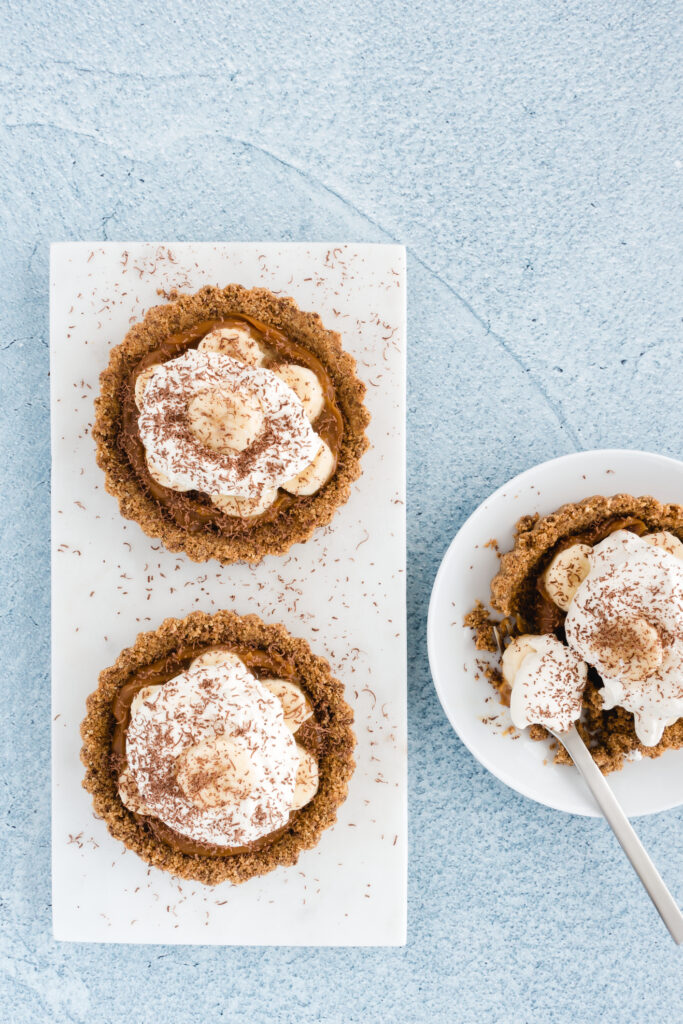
xmin=211 ymin=486 xmax=278 ymax=518
xmin=176 ymin=735 xmax=255 ymax=810
xmin=274 ymin=364 xmax=325 ymax=422
xmin=146 ymin=461 xmax=174 ymax=489
xmin=189 ymin=649 xmax=245 ymax=672
xmin=290 ymin=744 xmax=319 ymax=810
xmin=644 ymin=531 xmax=683 ymax=559
xmin=134 ymin=365 xmax=160 ymax=410
xmin=130 ymin=683 xmax=163 ymax=717
xmin=543 ymin=543 xmax=593 ymax=610
xmin=188 ymin=389 xmax=263 ymax=453
xmin=282 ymin=439 xmax=335 ymax=496
xmin=118 ymin=767 xmax=150 ymax=815
xmin=198 ymin=326 xmax=266 ymax=367
xmin=501 ymin=636 xmax=541 ymax=687
xmin=145 ymin=452 xmax=192 ymax=491
xmin=594 ymin=615 xmax=663 ymax=682
xmin=262 ymin=679 xmax=313 ymax=732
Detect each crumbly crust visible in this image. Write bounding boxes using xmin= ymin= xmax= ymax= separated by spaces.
xmin=93 ymin=285 xmax=370 ymax=563
xmin=80 ymin=611 xmax=356 ymax=885
xmin=474 ymin=493 xmax=683 ymax=773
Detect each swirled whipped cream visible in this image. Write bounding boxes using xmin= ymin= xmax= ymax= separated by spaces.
xmin=503 ymin=634 xmax=588 ymax=732
xmin=122 ymin=657 xmax=300 ymax=847
xmin=137 ymin=348 xmax=323 ymax=506
xmin=565 ymin=530 xmax=683 ymax=746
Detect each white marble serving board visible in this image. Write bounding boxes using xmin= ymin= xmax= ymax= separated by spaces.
xmin=50 ymin=242 xmax=406 ymax=945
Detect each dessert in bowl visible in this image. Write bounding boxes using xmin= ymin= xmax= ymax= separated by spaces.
xmin=81 ymin=611 xmax=355 ymax=884
xmin=93 ymin=285 xmax=370 ymax=563
xmin=468 ymin=494 xmax=683 ymax=773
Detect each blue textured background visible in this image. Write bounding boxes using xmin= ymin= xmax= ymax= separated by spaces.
xmin=1 ymin=1 xmax=681 ymax=1021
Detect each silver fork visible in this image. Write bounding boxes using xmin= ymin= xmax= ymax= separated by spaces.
xmin=493 ymin=627 xmax=683 ymax=944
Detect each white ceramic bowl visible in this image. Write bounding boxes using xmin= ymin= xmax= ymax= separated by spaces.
xmin=428 ymin=449 xmax=683 ymax=817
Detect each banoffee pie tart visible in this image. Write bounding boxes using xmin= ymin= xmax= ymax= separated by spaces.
xmin=93 ymin=285 xmax=370 ymax=563
xmin=81 ymin=611 xmax=355 ymax=884
xmin=466 ymin=494 xmax=683 ymax=774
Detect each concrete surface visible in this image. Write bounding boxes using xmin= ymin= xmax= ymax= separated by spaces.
xmin=0 ymin=0 xmax=681 ymax=1021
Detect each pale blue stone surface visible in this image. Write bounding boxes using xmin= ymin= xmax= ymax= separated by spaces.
xmin=1 ymin=1 xmax=681 ymax=1021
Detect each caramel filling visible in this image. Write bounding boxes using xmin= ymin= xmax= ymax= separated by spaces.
xmin=112 ymin=644 xmax=323 ymax=857
xmin=121 ymin=314 xmax=343 ymax=535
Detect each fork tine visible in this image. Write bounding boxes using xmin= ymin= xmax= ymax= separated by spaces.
xmin=493 ymin=625 xmax=504 ymax=656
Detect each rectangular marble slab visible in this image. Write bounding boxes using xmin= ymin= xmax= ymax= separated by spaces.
xmin=50 ymin=242 xmax=407 ymax=945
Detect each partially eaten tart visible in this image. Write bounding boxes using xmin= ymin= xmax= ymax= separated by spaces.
xmin=93 ymin=285 xmax=370 ymax=563
xmin=467 ymin=494 xmax=683 ymax=773
xmin=81 ymin=611 xmax=355 ymax=884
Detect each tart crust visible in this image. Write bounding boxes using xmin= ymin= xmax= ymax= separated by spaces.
xmin=470 ymin=493 xmax=683 ymax=774
xmin=80 ymin=611 xmax=356 ymax=885
xmin=93 ymin=285 xmax=370 ymax=564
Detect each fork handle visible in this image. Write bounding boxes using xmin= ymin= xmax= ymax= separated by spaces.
xmin=557 ymin=725 xmax=683 ymax=944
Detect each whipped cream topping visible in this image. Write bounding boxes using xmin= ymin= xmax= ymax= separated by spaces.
xmin=565 ymin=530 xmax=683 ymax=746
xmin=504 ymin=634 xmax=588 ymax=732
xmin=123 ymin=657 xmax=300 ymax=847
xmin=137 ymin=348 xmax=323 ymax=502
